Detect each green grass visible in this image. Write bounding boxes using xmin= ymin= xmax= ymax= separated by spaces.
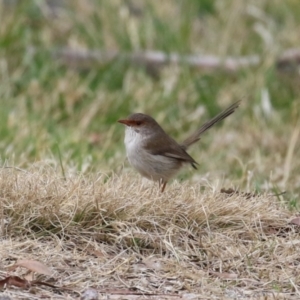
xmin=0 ymin=0 xmax=300 ymax=197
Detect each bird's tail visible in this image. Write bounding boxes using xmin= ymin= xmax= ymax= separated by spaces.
xmin=180 ymin=100 xmax=241 ymax=150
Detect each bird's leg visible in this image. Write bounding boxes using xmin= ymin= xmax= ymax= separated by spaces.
xmin=161 ymin=182 xmax=167 ymax=192
xmin=158 ymin=178 xmax=167 ymax=192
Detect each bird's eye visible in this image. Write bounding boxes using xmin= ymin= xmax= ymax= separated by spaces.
xmin=136 ymin=121 xmax=142 ymax=126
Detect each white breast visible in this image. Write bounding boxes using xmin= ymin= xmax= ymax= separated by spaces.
xmin=124 ymin=127 xmax=181 ymax=182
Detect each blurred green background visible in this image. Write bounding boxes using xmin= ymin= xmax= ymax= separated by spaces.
xmin=0 ymin=0 xmax=299 ymax=198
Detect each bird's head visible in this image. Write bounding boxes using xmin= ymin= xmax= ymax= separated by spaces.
xmin=118 ymin=113 xmax=162 ymax=135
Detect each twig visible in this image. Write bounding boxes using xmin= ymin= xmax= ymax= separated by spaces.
xmin=53 ymin=48 xmax=261 ymax=72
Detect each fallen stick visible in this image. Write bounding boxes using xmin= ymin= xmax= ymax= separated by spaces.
xmin=51 ymin=47 xmax=300 ymax=74
xmin=53 ymin=48 xmax=260 ymax=72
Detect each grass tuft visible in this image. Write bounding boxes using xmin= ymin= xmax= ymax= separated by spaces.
xmin=0 ymin=164 xmax=298 ymax=297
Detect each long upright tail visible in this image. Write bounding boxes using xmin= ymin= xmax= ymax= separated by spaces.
xmin=180 ymin=100 xmax=241 ymax=150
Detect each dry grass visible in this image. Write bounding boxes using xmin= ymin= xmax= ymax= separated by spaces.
xmin=0 ymin=164 xmax=298 ymax=299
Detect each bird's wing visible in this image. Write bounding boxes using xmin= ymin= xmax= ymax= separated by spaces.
xmin=181 ymin=100 xmax=241 ymax=150
xmin=144 ymin=134 xmax=198 ymax=168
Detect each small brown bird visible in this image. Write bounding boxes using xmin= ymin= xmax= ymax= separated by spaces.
xmin=118 ymin=101 xmax=240 ymax=192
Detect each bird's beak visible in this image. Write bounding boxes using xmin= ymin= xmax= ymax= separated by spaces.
xmin=118 ymin=119 xmax=132 ymax=126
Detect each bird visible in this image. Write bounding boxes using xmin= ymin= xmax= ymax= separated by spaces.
xmin=118 ymin=101 xmax=240 ymax=192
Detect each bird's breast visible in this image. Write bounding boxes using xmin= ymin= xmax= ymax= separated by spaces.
xmin=124 ymin=127 xmax=144 ymax=152
xmin=123 ymin=127 xmax=181 ymax=181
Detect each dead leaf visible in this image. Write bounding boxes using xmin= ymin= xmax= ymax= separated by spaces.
xmin=0 ymin=275 xmax=58 ymax=291
xmin=290 ymin=217 xmax=300 ymax=226
xmin=9 ymin=260 xmax=52 ymax=276
xmin=0 ymin=276 xmax=31 ymax=289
